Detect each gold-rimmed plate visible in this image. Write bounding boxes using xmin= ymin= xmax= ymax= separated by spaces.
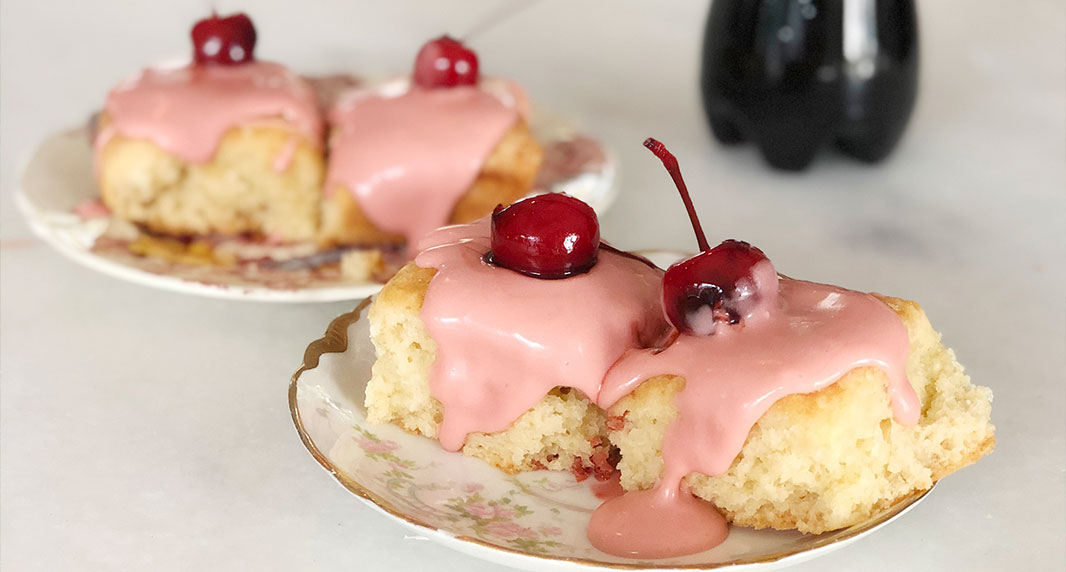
xmin=288 ymin=288 xmax=935 ymax=571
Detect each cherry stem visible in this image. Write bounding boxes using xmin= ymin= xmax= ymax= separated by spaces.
xmin=644 ymin=138 xmax=710 ymax=252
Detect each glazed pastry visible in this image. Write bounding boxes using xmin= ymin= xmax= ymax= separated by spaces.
xmin=363 ymin=141 xmax=993 ymax=558
xmin=320 ymin=36 xmax=543 ymax=255
xmin=95 ymin=13 xmax=325 ymax=242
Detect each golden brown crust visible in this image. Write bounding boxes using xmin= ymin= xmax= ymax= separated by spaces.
xmin=319 ymin=121 xmax=543 ymax=246
xmin=373 ymin=262 xmax=436 ymax=315
xmin=931 ymin=432 xmax=996 ymax=482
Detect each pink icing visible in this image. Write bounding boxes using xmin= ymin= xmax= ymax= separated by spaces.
xmin=414 ymin=219 xmax=666 ymax=452
xmin=95 ymin=61 xmax=323 ymax=165
xmin=327 ymin=85 xmax=520 ymax=258
xmin=588 ymin=259 xmax=920 ymax=558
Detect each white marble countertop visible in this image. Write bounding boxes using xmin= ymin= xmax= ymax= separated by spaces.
xmin=2 ymin=1 xmax=1063 ymax=570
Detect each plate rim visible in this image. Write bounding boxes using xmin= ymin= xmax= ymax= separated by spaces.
xmin=288 ymin=299 xmax=936 ymax=570
xmin=15 ymin=189 xmax=384 ymax=303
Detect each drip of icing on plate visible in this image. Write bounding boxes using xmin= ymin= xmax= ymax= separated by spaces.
xmin=95 ymin=61 xmax=323 ymax=166
xmin=327 ymin=83 xmax=522 ymax=258
xmin=414 ymin=218 xmax=666 ymax=452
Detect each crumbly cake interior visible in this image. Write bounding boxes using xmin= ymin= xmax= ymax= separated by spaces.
xmin=98 ymin=122 xmax=323 ymax=242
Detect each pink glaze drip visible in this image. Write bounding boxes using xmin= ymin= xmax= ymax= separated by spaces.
xmin=414 ymin=219 xmax=666 ymax=452
xmin=327 ymin=86 xmax=519 ymax=258
xmin=95 ymin=61 xmax=323 ymax=165
xmin=588 ymin=484 xmax=728 ymax=559
xmin=588 ymin=259 xmax=920 ymax=559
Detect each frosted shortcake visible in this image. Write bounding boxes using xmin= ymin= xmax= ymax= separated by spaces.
xmin=95 ymin=12 xmax=324 ymax=243
xmin=320 ymin=36 xmax=543 ymax=255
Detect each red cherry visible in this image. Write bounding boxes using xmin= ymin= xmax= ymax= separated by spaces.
xmin=413 ymin=36 xmax=479 ymax=88
xmin=644 ymin=138 xmax=772 ymax=334
xmin=661 ymin=240 xmax=769 ymax=335
xmin=191 ymin=12 xmax=257 ymax=66
xmin=488 ymin=194 xmax=600 ymax=279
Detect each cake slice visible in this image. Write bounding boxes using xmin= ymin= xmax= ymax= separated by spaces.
xmin=319 ymin=36 xmax=543 ymax=255
xmin=364 ymin=195 xmax=664 ymax=475
xmin=605 ymin=295 xmax=994 ymax=533
xmin=95 ymin=13 xmax=324 ymax=243
xmin=365 ymin=263 xmax=614 ymax=475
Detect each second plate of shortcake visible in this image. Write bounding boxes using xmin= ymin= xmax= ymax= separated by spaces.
xmin=17 ymin=12 xmax=617 ymax=302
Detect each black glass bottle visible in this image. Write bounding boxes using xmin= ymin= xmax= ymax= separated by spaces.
xmin=700 ymin=0 xmax=918 ymax=171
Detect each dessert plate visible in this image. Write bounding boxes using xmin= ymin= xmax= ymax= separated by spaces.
xmin=288 ymin=267 xmax=934 ymax=571
xmin=15 ymin=119 xmax=617 ymax=303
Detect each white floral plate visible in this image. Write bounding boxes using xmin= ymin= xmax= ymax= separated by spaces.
xmin=288 ymin=283 xmax=934 ymax=571
xmin=15 ymin=118 xmax=617 ymax=303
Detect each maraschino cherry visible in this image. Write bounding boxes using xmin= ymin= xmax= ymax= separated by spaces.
xmin=644 ymin=138 xmax=772 ymax=335
xmin=488 ymin=194 xmax=600 ymax=279
xmin=192 ymin=12 xmax=257 ymax=66
xmin=413 ymin=36 xmax=480 ymax=88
